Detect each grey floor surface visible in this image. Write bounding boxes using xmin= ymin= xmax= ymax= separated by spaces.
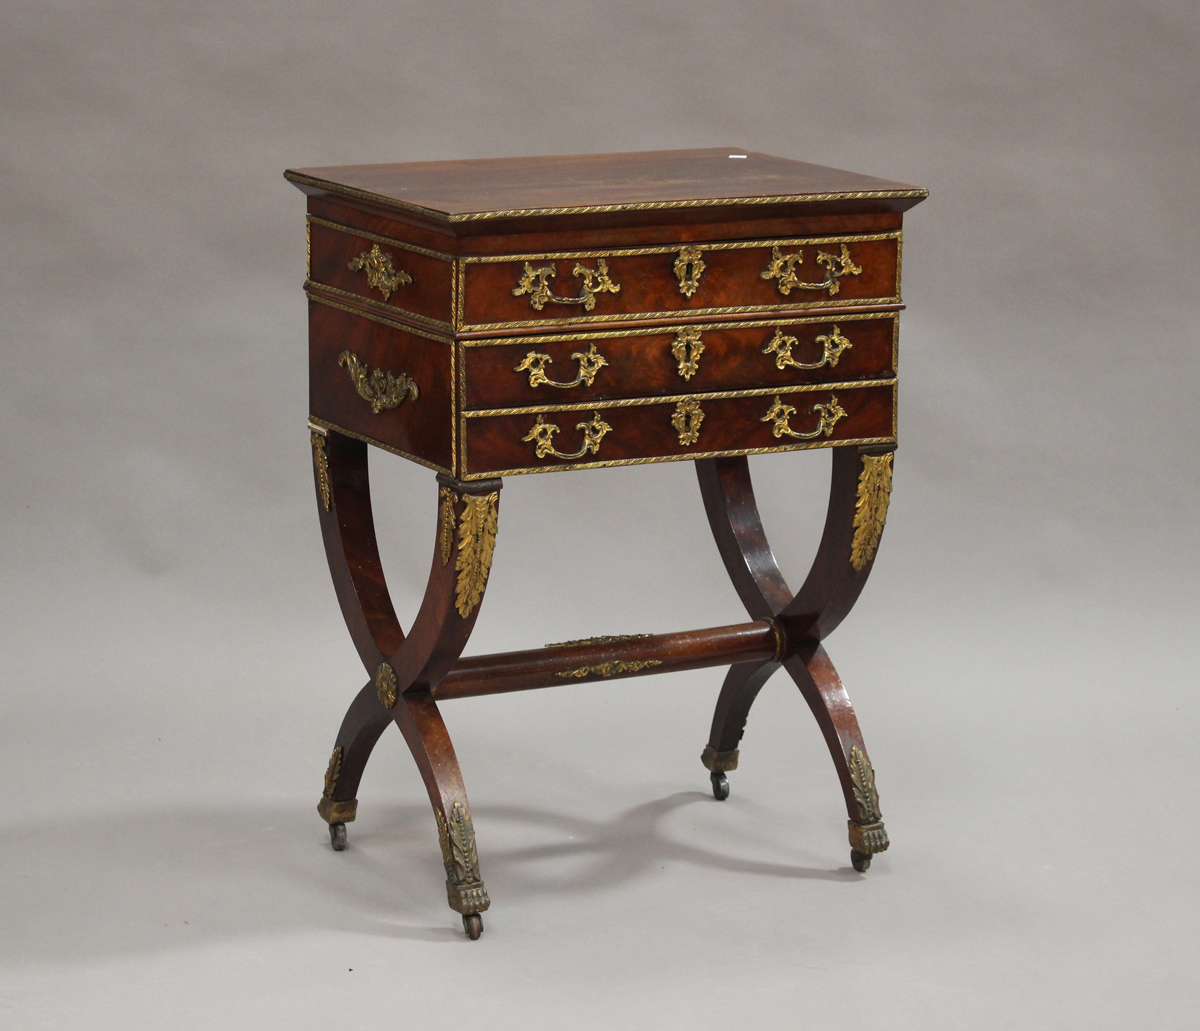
xmin=3 ymin=473 xmax=1197 ymax=1029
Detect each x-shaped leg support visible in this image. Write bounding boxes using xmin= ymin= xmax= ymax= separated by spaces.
xmin=695 ymin=445 xmax=895 ymax=870
xmin=309 ymin=427 xmax=499 ymax=938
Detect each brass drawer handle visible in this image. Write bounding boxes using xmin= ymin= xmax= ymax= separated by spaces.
xmin=515 ymin=343 xmax=608 ymax=389
xmin=674 ymin=246 xmax=706 ymax=297
xmin=761 ymin=244 xmax=861 ymax=296
xmin=763 ymin=325 xmax=852 ymax=370
xmin=762 ymin=394 xmax=846 ymax=439
xmin=338 ymin=351 xmax=419 ymax=413
xmin=512 ymin=259 xmax=621 ymax=311
xmin=348 ymin=245 xmax=412 ymax=301
xmin=522 ymin=413 xmax=612 ymax=460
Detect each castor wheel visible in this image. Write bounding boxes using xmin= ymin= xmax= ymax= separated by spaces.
xmin=850 ymin=848 xmax=871 ymax=872
xmin=329 ymin=822 xmax=347 ymax=851
xmin=462 ymin=913 xmax=484 ymax=940
xmin=710 ymin=771 xmax=730 ymax=800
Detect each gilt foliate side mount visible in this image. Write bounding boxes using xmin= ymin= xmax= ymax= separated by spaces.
xmin=454 ymin=492 xmax=499 ymax=619
xmin=348 ymin=244 xmax=412 ymax=301
xmin=850 ymin=452 xmax=893 ymax=571
xmin=338 ymin=351 xmax=419 ymax=414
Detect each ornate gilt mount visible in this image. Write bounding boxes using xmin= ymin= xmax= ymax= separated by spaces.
xmin=557 ymin=659 xmax=663 ymax=679
xmin=674 ymin=246 xmax=706 ymax=297
xmin=671 ymin=397 xmax=705 ymax=446
xmin=761 ymin=394 xmax=847 ymax=440
xmin=454 ymin=492 xmax=498 ymax=619
xmin=512 ymin=258 xmax=621 ymax=311
xmin=847 ymin=745 xmax=889 ymax=854
xmin=323 ymin=746 xmax=343 ymax=799
xmin=376 ymin=662 xmax=398 ymax=709
xmin=848 ymin=745 xmax=881 ymax=822
xmin=311 ymin=431 xmax=332 ymax=511
xmin=522 ymin=412 xmax=612 ymax=461
xmin=439 ymin=488 xmax=457 ymax=565
xmin=317 ymin=746 xmax=357 ymax=824
xmin=515 ymin=343 xmax=608 ymax=389
xmin=848 ymin=820 xmax=890 ymax=855
xmin=436 ymin=803 xmax=490 ymax=914
xmin=348 ymin=244 xmax=412 ymax=301
xmin=763 ymin=325 xmax=853 ymax=371
xmin=760 ymin=243 xmax=862 ymax=296
xmin=338 ymin=351 xmax=419 ymax=414
xmin=545 ymin=634 xmax=652 ymax=649
xmin=700 ymin=745 xmax=739 ymax=773
xmin=850 ymin=452 xmax=893 ymax=571
xmin=670 ymin=327 xmax=705 ymax=381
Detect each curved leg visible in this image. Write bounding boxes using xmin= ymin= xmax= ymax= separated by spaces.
xmin=785 ymin=645 xmax=889 ymax=869
xmin=310 ymin=426 xmax=501 ymax=934
xmin=696 ymin=446 xmax=895 ymax=867
xmin=700 ymin=659 xmax=780 ymax=798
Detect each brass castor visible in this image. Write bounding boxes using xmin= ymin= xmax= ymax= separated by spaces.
xmin=462 ymin=913 xmax=484 ymax=940
xmin=850 ymin=848 xmax=871 ymax=872
xmin=710 ymin=771 xmax=730 ymax=800
xmin=329 ymin=823 xmax=347 ymax=851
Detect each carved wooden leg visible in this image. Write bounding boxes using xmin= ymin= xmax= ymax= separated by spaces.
xmin=695 ymin=456 xmax=792 ymax=798
xmin=701 ymin=660 xmax=779 ymax=799
xmin=785 ymin=645 xmax=888 ymax=870
xmin=310 ymin=425 xmax=501 ymax=935
xmin=395 ymin=691 xmax=490 ymax=937
xmin=696 ymin=446 xmax=895 ymax=869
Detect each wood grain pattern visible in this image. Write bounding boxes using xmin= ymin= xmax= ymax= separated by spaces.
xmin=308 ymin=299 xmax=454 ymax=473
xmin=463 ymin=315 xmax=897 ymax=409
xmin=287 ymin=148 xmax=925 ymax=221
xmin=308 ymin=218 xmax=454 ymax=327
xmin=461 ymin=383 xmax=895 ymax=478
xmin=459 ymin=236 xmax=899 ymax=330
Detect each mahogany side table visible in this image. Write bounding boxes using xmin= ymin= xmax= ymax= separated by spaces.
xmin=285 ymin=149 xmax=926 ymax=939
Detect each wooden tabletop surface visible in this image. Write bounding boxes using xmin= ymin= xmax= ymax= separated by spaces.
xmin=286 ymin=148 xmax=926 ymax=222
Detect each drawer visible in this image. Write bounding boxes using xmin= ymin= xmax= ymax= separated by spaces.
xmin=459 ymin=233 xmax=900 ymax=332
xmin=307 ymin=216 xmax=456 ymax=332
xmin=459 ymin=382 xmax=895 ymax=478
xmin=308 ymin=295 xmax=455 ymax=474
xmin=461 ymin=314 xmax=897 ymax=409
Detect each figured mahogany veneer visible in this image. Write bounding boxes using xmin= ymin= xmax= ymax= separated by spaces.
xmin=289 ymin=148 xmax=925 ymax=939
xmin=463 ymin=314 xmax=897 ymax=408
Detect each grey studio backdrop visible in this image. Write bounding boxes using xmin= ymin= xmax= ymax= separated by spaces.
xmin=2 ymin=1 xmax=1197 ymax=1028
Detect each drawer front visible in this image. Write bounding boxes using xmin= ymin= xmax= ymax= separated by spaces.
xmin=462 ymin=314 xmax=896 ymax=409
xmin=459 ymin=233 xmax=900 ymax=332
xmin=307 ymin=216 xmax=455 ymax=332
xmin=460 ymin=382 xmax=895 ymax=478
xmin=309 ymin=295 xmax=455 ymax=474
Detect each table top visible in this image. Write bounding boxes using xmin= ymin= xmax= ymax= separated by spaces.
xmin=285 ymin=148 xmax=927 ymax=224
